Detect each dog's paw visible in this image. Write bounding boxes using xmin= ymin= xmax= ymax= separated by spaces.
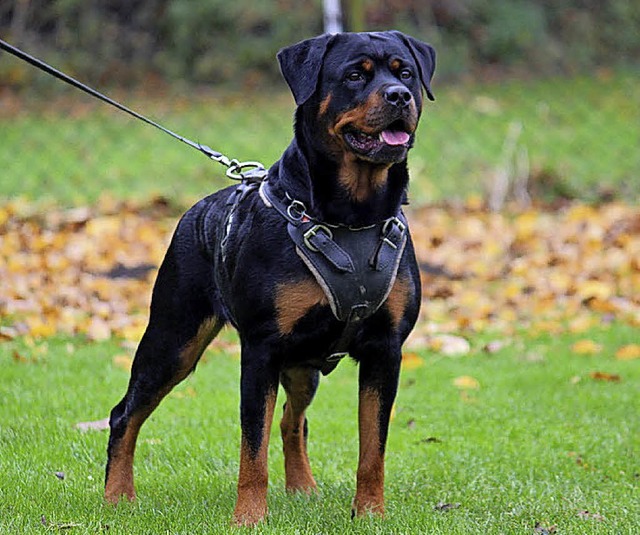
xmin=104 ymin=487 xmax=136 ymax=505
xmin=232 ymin=497 xmax=268 ymax=527
xmin=351 ymin=496 xmax=385 ymax=519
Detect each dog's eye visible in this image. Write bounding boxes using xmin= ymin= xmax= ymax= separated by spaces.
xmin=399 ymin=69 xmax=413 ymax=80
xmin=346 ymin=71 xmax=365 ymax=82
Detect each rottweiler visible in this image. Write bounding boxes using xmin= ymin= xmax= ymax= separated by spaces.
xmin=105 ymin=30 xmax=435 ymax=526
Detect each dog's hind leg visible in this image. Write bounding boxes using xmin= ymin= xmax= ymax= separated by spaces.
xmin=279 ymin=367 xmax=319 ymax=493
xmin=105 ymin=228 xmax=223 ymax=504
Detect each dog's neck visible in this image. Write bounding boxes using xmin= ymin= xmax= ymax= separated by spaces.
xmin=271 ymin=117 xmax=409 ymax=228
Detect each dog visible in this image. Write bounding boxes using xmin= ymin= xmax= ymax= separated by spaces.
xmin=105 ymin=31 xmax=435 ymax=526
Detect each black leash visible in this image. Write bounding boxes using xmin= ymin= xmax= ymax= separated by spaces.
xmin=0 ymin=37 xmax=266 ymax=181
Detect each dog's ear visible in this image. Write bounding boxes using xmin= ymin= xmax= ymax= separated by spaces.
xmin=277 ymin=34 xmax=334 ymax=106
xmin=391 ymin=31 xmax=436 ymax=101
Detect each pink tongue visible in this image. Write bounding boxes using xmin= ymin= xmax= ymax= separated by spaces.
xmin=381 ymin=130 xmax=410 ymax=146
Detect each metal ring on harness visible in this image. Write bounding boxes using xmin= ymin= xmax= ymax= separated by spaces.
xmin=225 ymin=161 xmax=267 ymax=181
xmin=287 ymin=200 xmax=308 ymax=222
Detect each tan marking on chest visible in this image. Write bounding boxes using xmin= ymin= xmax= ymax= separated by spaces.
xmin=339 ymin=154 xmax=390 ymax=202
xmin=275 ymin=279 xmax=328 ymax=335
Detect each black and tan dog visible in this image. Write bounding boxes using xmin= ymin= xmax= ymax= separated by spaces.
xmin=105 ymin=31 xmax=435 ymax=526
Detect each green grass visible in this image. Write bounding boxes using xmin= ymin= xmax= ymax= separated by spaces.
xmin=1 ymin=70 xmax=638 ymax=207
xmin=1 ymin=325 xmax=638 ymax=533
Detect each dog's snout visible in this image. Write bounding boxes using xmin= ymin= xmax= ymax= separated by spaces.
xmin=383 ymin=85 xmax=412 ymax=108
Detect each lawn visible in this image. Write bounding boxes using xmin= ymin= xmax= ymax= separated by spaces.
xmin=1 ymin=325 xmax=638 ymax=534
xmin=1 ymin=69 xmax=638 ymax=206
xmin=1 ymin=70 xmax=639 ymax=533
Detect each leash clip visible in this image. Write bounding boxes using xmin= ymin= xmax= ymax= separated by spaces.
xmin=226 ymin=160 xmax=268 ymax=181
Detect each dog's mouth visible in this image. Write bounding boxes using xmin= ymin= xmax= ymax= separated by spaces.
xmin=342 ymin=120 xmax=413 ymax=162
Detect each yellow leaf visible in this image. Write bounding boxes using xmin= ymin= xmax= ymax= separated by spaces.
xmin=453 ymin=375 xmax=480 ymax=390
xmin=402 ymin=352 xmax=424 ymax=370
xmin=615 ymin=344 xmax=640 ymax=361
xmin=113 ymin=354 xmax=133 ymax=371
xmin=568 ymin=316 xmax=595 ymax=333
xmin=26 ymin=317 xmax=56 ymax=338
xmin=576 ymin=280 xmax=612 ymax=301
xmin=571 ymin=339 xmax=602 ymax=355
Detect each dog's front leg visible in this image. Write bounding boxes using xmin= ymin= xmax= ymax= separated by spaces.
xmin=352 ymin=347 xmax=401 ymax=518
xmin=232 ymin=346 xmax=279 ymax=527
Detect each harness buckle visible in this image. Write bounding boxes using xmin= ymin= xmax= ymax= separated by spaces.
xmin=382 ymin=216 xmax=406 ymax=236
xmin=303 ymin=224 xmax=333 ymax=252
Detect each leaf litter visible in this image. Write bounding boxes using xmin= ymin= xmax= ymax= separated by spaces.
xmin=1 ymin=199 xmax=638 ymax=357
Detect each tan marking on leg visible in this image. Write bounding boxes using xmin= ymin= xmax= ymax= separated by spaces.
xmin=384 ymin=276 xmax=411 ymax=331
xmin=280 ymin=370 xmax=317 ymax=492
xmin=233 ymin=390 xmax=277 ymax=527
xmin=281 ymin=402 xmax=316 ymax=492
xmin=275 ymin=279 xmax=327 ymax=335
xmin=105 ymin=316 xmax=221 ymax=505
xmin=105 ymin=413 xmax=144 ymax=504
xmin=177 ymin=316 xmax=222 ymax=376
xmin=353 ymin=388 xmax=385 ymax=517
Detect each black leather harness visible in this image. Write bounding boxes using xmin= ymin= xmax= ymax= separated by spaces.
xmin=258 ymin=180 xmax=408 ymax=374
xmin=213 ymin=178 xmax=407 ymax=374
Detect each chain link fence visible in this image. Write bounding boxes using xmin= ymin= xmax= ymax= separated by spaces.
xmin=1 ymin=0 xmax=639 ymax=208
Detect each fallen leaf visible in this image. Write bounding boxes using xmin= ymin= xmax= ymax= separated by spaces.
xmin=533 ymin=522 xmax=557 ymax=534
xmin=571 ymin=339 xmax=602 ymax=355
xmin=589 ymin=371 xmax=621 ymax=382
xmin=615 ymin=344 xmax=640 ymax=361
xmin=86 ymin=317 xmax=111 ymax=341
xmin=170 ymin=386 xmax=197 ymax=399
xmin=483 ymin=339 xmax=508 ymax=353
xmin=12 ymin=349 xmax=28 ymax=363
xmin=577 ymin=510 xmax=605 ymax=521
xmin=401 ymin=352 xmax=424 ymax=370
xmin=74 ymin=418 xmax=110 ymax=432
xmin=113 ymin=354 xmax=133 ymax=372
xmin=576 ymin=280 xmax=612 ymax=301
xmin=430 ymin=334 xmax=471 ymax=356
xmin=0 ymin=325 xmax=19 ymax=341
xmin=453 ymin=375 xmax=480 ymax=389
xmin=434 ymin=502 xmax=461 ymax=512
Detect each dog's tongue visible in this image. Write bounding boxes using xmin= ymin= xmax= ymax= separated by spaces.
xmin=381 ymin=129 xmax=410 ymax=146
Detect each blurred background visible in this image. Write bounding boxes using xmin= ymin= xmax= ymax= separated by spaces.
xmin=1 ymin=0 xmax=639 ymax=207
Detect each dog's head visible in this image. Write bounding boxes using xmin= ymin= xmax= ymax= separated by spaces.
xmin=278 ymin=31 xmax=435 ymax=167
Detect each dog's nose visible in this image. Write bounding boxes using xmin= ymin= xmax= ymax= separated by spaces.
xmin=383 ymin=85 xmax=412 ymax=107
